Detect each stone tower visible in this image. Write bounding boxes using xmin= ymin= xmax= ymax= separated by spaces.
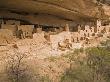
xmin=97 ymin=19 xmax=102 ymax=33
xmin=64 ymin=24 xmax=70 ymax=31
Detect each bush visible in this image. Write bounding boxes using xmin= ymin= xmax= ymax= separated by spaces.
xmin=86 ymin=47 xmax=110 ymax=82
xmin=5 ymin=51 xmax=52 ymax=82
xmin=6 ymin=52 xmax=29 ymax=82
xmin=61 ymin=45 xmax=110 ymax=82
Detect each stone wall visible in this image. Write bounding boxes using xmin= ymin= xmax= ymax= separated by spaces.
xmin=18 ymin=25 xmax=34 ymax=38
xmin=0 ymin=29 xmax=14 ymax=45
xmin=36 ymin=28 xmax=42 ymax=33
xmin=1 ymin=25 xmax=18 ymax=36
xmin=50 ymin=31 xmax=71 ymax=50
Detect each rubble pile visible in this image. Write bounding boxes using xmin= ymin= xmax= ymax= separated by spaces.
xmin=50 ymin=31 xmax=72 ymax=51
xmin=17 ymin=32 xmax=47 ymax=46
xmin=13 ymin=32 xmax=52 ymax=58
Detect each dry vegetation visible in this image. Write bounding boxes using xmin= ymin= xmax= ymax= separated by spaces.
xmin=0 ymin=39 xmax=110 ymax=82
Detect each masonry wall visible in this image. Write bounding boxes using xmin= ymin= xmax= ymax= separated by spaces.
xmin=1 ymin=25 xmax=18 ymax=36
xmin=18 ymin=25 xmax=34 ymax=38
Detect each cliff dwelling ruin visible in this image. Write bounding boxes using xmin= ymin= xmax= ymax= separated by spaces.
xmin=0 ymin=0 xmax=110 ymax=82
xmin=0 ymin=0 xmax=109 ymax=54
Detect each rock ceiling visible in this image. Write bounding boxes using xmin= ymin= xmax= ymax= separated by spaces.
xmin=0 ymin=0 xmax=110 ymax=25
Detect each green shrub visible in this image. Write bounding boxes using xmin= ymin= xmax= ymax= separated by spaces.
xmin=60 ymin=46 xmax=110 ymax=82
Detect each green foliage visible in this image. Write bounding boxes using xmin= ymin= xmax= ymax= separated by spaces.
xmin=61 ymin=48 xmax=84 ymax=63
xmin=86 ymin=47 xmax=110 ymax=82
xmin=47 ymin=56 xmax=58 ymax=62
xmin=40 ymin=75 xmax=51 ymax=82
xmin=60 ymin=40 xmax=110 ymax=82
xmin=100 ymin=40 xmax=110 ymax=47
xmin=74 ymin=48 xmax=84 ymax=54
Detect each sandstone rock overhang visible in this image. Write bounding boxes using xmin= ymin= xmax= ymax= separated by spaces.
xmin=0 ymin=0 xmax=109 ymax=25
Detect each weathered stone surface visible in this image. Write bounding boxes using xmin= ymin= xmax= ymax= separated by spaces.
xmin=0 ymin=0 xmax=108 ymax=24
xmin=0 ymin=29 xmax=14 ymax=45
xmin=50 ymin=31 xmax=71 ymax=50
xmin=18 ymin=25 xmax=34 ymax=38
xmin=5 ymin=20 xmax=20 ymax=25
xmin=1 ymin=25 xmax=18 ymax=36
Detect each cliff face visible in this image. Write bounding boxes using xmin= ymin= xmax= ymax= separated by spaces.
xmin=0 ymin=0 xmax=109 ymax=24
xmin=103 ymin=5 xmax=110 ymax=16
